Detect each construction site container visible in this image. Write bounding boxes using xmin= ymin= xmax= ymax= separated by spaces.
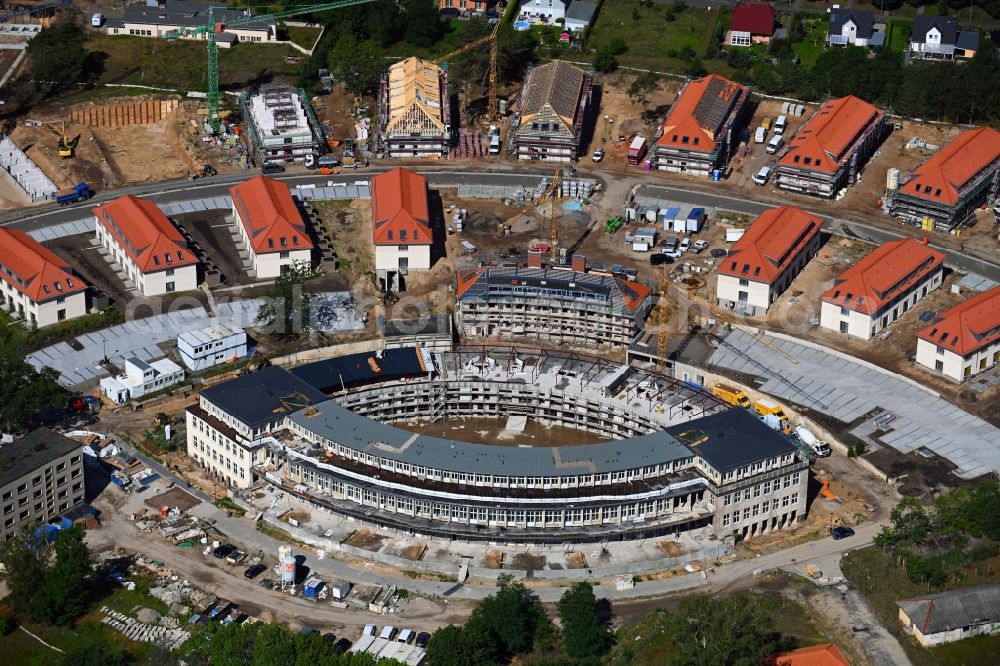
xmin=627 ymin=136 xmax=647 ymax=165
xmin=660 ymin=207 xmax=681 ymax=231
xmin=327 ymin=579 xmax=352 ymax=599
xmin=685 ymin=208 xmax=706 ymax=233
xmin=303 ymin=577 xmax=324 ymax=599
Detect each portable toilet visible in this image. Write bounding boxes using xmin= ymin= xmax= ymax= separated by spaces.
xmin=662 ymin=207 xmax=681 ymax=232
xmin=686 ymin=208 xmax=706 ymax=233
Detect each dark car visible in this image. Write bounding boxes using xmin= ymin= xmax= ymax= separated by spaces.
xmin=261 ymin=164 xmax=285 ymax=175
xmin=259 ymin=578 xmax=275 ymax=589
xmin=299 ymin=626 xmax=317 ymax=636
xmin=649 ymin=252 xmax=673 ymax=266
xmin=213 ymin=544 xmax=236 ymax=559
xmin=414 ymin=632 xmax=431 ymax=648
xmin=333 ymin=638 xmax=352 ymax=653
xmin=323 ymin=632 xmax=336 ymax=642
xmin=709 ymin=248 xmax=729 ymax=258
xmin=244 ymin=563 xmax=266 ymax=579
xmin=831 ymin=526 xmax=855 ymax=540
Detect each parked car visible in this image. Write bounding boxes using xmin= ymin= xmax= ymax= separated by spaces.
xmin=679 ymin=238 xmax=691 ymax=253
xmin=299 ymin=626 xmax=317 ymax=636
xmin=663 ymin=249 xmax=682 ymax=259
xmin=363 ymin=624 xmax=377 ymax=637
xmin=831 ymin=526 xmax=855 ymax=540
xmin=397 ymin=629 xmax=415 ymax=644
xmin=334 ymin=638 xmax=353 ymax=653
xmin=258 ymin=579 xmax=275 ymax=589
xmin=415 ymin=632 xmax=431 ymax=648
xmin=244 ymin=564 xmax=266 ymax=579
xmin=649 ymin=252 xmax=673 ymax=266
xmin=262 ymin=164 xmax=285 ymax=175
xmin=693 ymin=239 xmax=709 ymax=252
xmin=226 ymin=550 xmax=247 ymax=565
xmin=752 ymin=166 xmax=771 ymax=186
xmin=213 ymin=544 xmax=236 ymax=559
xmin=379 ymin=626 xmax=397 ymax=640
xmin=323 ymin=633 xmax=337 ymax=642
xmin=592 ymin=147 xmax=604 ymax=162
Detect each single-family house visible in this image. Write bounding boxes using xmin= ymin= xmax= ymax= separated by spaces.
xmin=93 ymin=195 xmax=199 ymax=296
xmin=728 ymin=2 xmax=776 ymax=46
xmin=898 ymin=584 xmax=1000 ymax=646
xmin=820 ymin=238 xmax=944 ymax=340
xmin=230 ymin=175 xmax=313 ymax=278
xmin=915 ymin=285 xmax=1000 ymax=381
xmin=518 ymin=0 xmax=566 ymax=21
xmin=371 ymin=168 xmax=433 ymax=276
xmin=564 ymin=0 xmax=598 ymax=31
xmin=715 ymin=206 xmax=822 ymax=316
xmin=0 ymin=227 xmax=88 ymax=329
xmin=827 ymin=8 xmax=881 ymax=47
xmin=909 ymin=15 xmax=979 ymax=61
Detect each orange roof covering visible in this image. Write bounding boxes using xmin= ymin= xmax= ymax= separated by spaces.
xmin=821 ymin=238 xmax=944 ymax=315
xmin=0 ymin=227 xmax=87 ymax=303
xmin=455 ymin=267 xmax=485 ymax=299
xmin=93 ymin=195 xmax=198 ymax=273
xmin=614 ymin=278 xmax=653 ymax=312
xmin=774 ymin=643 xmax=850 ymax=666
xmin=656 ymin=74 xmax=748 ymax=153
xmin=779 ymin=96 xmax=883 ymax=175
xmin=917 ymin=284 xmax=1000 ymax=356
xmin=717 ymin=206 xmax=822 ymax=283
xmin=371 ymin=168 xmax=432 ymax=246
xmin=230 ymin=176 xmax=313 ymax=254
xmin=899 ymin=126 xmax=1000 ymax=205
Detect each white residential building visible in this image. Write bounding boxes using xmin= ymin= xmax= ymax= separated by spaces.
xmin=518 ymin=0 xmax=566 ymax=21
xmin=0 ymin=227 xmax=88 ymax=329
xmin=101 ymin=357 xmax=185 ymax=404
xmin=93 ymin=195 xmax=199 ymax=297
xmin=915 ymin=285 xmax=1000 ymax=381
xmin=178 ymin=324 xmax=248 ymax=371
xmin=819 ymin=238 xmax=944 ymax=340
xmin=230 ymin=175 xmax=313 ymax=278
xmin=371 ymin=168 xmax=433 ymax=276
xmin=715 ymin=207 xmax=823 ymax=316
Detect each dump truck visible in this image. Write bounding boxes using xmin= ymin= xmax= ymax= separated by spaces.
xmin=55 ymin=183 xmax=93 ymax=206
xmin=712 ymin=383 xmax=751 ymax=408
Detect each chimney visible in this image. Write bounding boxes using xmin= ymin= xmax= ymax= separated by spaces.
xmin=571 ymin=253 xmax=586 ymax=273
xmin=528 ymin=250 xmax=543 ymax=269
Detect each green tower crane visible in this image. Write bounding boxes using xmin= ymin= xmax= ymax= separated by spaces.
xmin=163 ymin=0 xmax=376 ymax=133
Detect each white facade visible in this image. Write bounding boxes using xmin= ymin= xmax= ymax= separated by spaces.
xmin=101 ymin=357 xmax=184 ymax=404
xmin=916 ymin=337 xmax=1000 ymax=382
xmin=374 ymin=244 xmax=431 ymax=274
xmin=829 ymin=19 xmax=869 ymax=46
xmin=0 ymin=280 xmax=86 ymax=329
xmin=716 ymin=274 xmax=775 ymax=316
xmin=95 ymin=221 xmax=198 ymax=296
xmin=231 ymin=201 xmax=313 ymax=279
xmin=519 ymin=0 xmax=566 ymax=20
xmin=178 ymin=324 xmax=248 ymax=372
xmin=820 ymin=268 xmax=943 ymax=340
xmin=186 ymin=404 xmax=263 ymax=489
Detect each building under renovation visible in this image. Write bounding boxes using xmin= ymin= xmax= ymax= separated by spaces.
xmin=379 ymin=57 xmax=449 ymax=158
xmin=889 ymin=126 xmax=1000 ymax=231
xmin=242 ymin=85 xmax=324 ymax=166
xmin=511 ymin=60 xmax=592 ymax=162
xmin=454 ymin=264 xmax=653 ymax=349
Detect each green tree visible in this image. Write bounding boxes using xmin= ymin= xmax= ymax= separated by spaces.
xmin=470 ymin=574 xmax=549 ymax=657
xmin=0 ymin=318 xmax=66 ymax=433
xmin=59 ymin=624 xmax=129 ymax=666
xmin=593 ymin=46 xmax=618 ymax=73
xmin=26 ymin=21 xmax=90 ymax=96
xmin=34 ymin=526 xmax=92 ymax=625
xmin=254 ymin=261 xmax=325 ymax=340
xmin=664 ymin=595 xmax=793 ymax=666
xmin=627 ymin=71 xmax=660 ymax=119
xmin=0 ymin=523 xmax=50 ymax=619
xmin=328 ymin=34 xmax=385 ymax=96
xmin=557 ymin=583 xmax=612 ymax=661
xmin=403 ymin=0 xmax=443 ymax=48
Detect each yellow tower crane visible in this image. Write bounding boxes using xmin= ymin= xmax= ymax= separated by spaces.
xmin=549 ymin=169 xmax=562 ymax=263
xmin=435 ymin=20 xmax=501 ymax=120
xmin=656 ymin=268 xmax=671 ymax=370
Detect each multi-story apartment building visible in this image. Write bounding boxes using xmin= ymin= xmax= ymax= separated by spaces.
xmin=93 ymin=195 xmax=199 ymax=296
xmin=512 ymin=60 xmax=592 ymax=162
xmin=379 ymin=57 xmax=449 ymax=158
xmin=105 ymin=0 xmax=276 ymax=46
xmin=243 ymin=85 xmax=323 ymax=166
xmin=185 ymin=366 xmax=326 ymax=488
xmin=0 ymin=227 xmax=88 ymax=328
xmin=454 ymin=264 xmax=653 ymax=349
xmin=371 ymin=167 xmax=433 ymax=276
xmin=890 ymin=126 xmax=1000 ymax=231
xmin=715 ymin=206 xmax=822 ymax=316
xmin=916 ymin=285 xmax=1000 ymax=381
xmin=654 ymin=74 xmax=752 ymax=176
xmin=1 ymin=429 xmax=84 ymax=541
xmin=820 ymin=238 xmax=944 ymax=340
xmin=775 ymin=95 xmax=887 ymax=198
xmin=230 ymin=175 xmax=313 ymax=278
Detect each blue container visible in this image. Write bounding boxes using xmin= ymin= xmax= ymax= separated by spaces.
xmin=711 ymin=169 xmax=721 ymax=181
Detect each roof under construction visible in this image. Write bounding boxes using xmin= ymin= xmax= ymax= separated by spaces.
xmin=199 ymin=366 xmax=327 ymax=430
xmin=384 ymin=57 xmax=446 ymax=135
xmin=519 ymin=60 xmax=587 ymax=130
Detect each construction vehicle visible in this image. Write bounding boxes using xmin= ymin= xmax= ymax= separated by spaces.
xmin=435 ymin=20 xmax=501 ymax=120
xmin=189 ymin=164 xmax=217 ymax=180
xmin=57 ymin=121 xmax=73 ymax=158
xmin=606 ymin=216 xmax=623 ymax=233
xmin=235 ymin=350 xmax=270 ymax=376
xmin=795 ymin=424 xmax=831 ymax=458
xmin=496 ymin=171 xmax=561 ymax=239
xmin=162 ymin=1 xmax=377 ymax=133
xmin=711 ymin=383 xmax=751 ymax=408
xmin=54 ymin=183 xmax=94 ymax=206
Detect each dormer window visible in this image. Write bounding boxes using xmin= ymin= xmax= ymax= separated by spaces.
xmin=43 ymin=285 xmax=50 ymax=294
xmin=177 ymin=250 xmax=184 ymax=260
xmin=387 ymin=230 xmax=393 ymax=240
xmin=292 ymin=237 xmax=299 ymax=246
xmin=280 ymin=237 xmax=288 ymax=247
xmin=55 ymin=281 xmax=62 ymax=291
xmin=400 ymin=230 xmax=407 ymax=241
xmin=268 ymin=239 xmax=274 ymax=248
xmin=153 ymin=256 xmax=160 ymax=265
xmin=67 ymin=278 xmax=74 ymax=287
xmin=165 ymin=253 xmax=173 ymax=263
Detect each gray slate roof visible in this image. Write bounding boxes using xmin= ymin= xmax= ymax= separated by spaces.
xmin=121 ymin=0 xmax=274 ymax=31
xmin=898 ymin=584 xmax=1000 ymax=635
xmin=911 ymin=15 xmax=958 ymax=45
xmin=0 ymin=429 xmax=79 ymax=487
xmin=667 ymin=408 xmax=796 ymax=473
xmin=200 ymin=366 xmax=327 ymax=431
xmin=565 ymin=0 xmax=598 ymax=23
xmin=828 ymin=8 xmax=874 ymax=39
xmin=956 ymin=30 xmax=980 ymax=50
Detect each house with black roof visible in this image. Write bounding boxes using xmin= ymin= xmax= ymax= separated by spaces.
xmin=910 ymin=15 xmax=979 ymax=61
xmin=826 ymin=8 xmax=883 ymax=48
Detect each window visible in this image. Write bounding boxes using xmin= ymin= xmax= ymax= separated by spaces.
xmin=57 ymin=309 xmax=66 ymax=322
xmin=739 ymin=278 xmax=749 ymax=286
xmin=279 ymin=251 xmax=290 ymax=259
xmin=166 ymin=268 xmax=174 ymax=277
xmin=166 ymin=282 xmax=175 ymax=292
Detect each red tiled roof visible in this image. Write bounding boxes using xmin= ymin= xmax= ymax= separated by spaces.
xmin=371 ymin=168 xmax=432 ymax=246
xmin=455 ymin=268 xmax=485 ymax=299
xmin=656 ymin=74 xmax=748 ymax=153
xmin=774 ymin=643 xmax=850 ymax=666
xmin=0 ymin=227 xmax=88 ymax=303
xmin=779 ymin=96 xmax=884 ymax=175
xmin=821 ymin=238 xmax=944 ymax=315
xmin=917 ymin=284 xmax=1000 ymax=357
xmin=716 ymin=206 xmax=822 ymax=283
xmin=899 ymin=127 xmax=1000 ymax=206
xmin=93 ymin=195 xmax=198 ymax=273
xmin=230 ymin=176 xmax=313 ymax=254
xmin=731 ymin=2 xmax=776 ymax=35
xmin=614 ymin=278 xmax=653 ymax=312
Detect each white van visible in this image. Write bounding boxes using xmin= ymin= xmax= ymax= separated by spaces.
xmin=397 ymin=629 xmax=415 ymax=644
xmin=754 ymin=126 xmax=766 ymax=144
xmin=91 ymin=12 xmax=104 ymax=27
xmin=363 ymin=624 xmax=377 ymax=636
xmin=752 ymin=166 xmax=770 ymax=185
xmin=489 ymin=134 xmax=501 ymax=155
xmin=774 ymin=115 xmax=787 ymax=135
xmin=766 ymin=135 xmax=784 ymax=154
xmin=379 ymin=626 xmax=397 ymax=640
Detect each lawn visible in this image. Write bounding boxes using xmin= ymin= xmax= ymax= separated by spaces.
xmin=86 ymin=35 xmax=304 ymax=92
xmin=886 ymin=19 xmax=911 ymax=53
xmin=585 ymin=1 xmax=718 ymax=72
xmin=841 ymin=546 xmax=1000 ymax=666
xmin=283 ymin=25 xmax=323 ymax=51
xmin=792 ymin=17 xmax=829 ymax=68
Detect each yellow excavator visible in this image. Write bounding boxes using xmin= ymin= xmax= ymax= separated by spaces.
xmin=57 ymin=121 xmax=73 ymax=158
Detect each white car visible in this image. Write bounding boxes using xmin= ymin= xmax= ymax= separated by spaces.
xmin=693 ymin=239 xmax=709 ymax=252
xmin=592 ymin=148 xmax=604 ymax=162
xmin=679 ymin=238 xmax=691 ymax=253
xmin=752 ymin=166 xmax=771 ymax=186
xmin=363 ymin=625 xmax=377 ymax=636
xmin=663 ymin=248 xmax=682 ymax=259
